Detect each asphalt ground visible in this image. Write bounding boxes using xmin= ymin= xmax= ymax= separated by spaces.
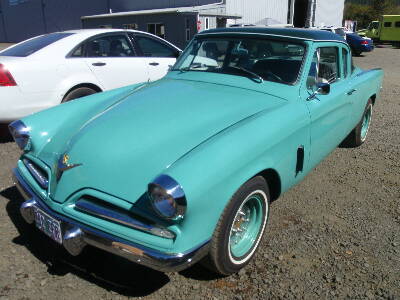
xmin=0 ymin=44 xmax=399 ymax=299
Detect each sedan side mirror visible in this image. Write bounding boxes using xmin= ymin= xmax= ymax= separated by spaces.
xmin=307 ymin=82 xmax=330 ymax=101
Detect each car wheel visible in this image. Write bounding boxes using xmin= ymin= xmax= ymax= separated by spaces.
xmin=352 ymin=48 xmax=362 ymax=56
xmin=202 ymin=176 xmax=270 ymax=275
xmin=342 ymin=99 xmax=373 ymax=147
xmin=62 ymin=87 xmax=97 ymax=103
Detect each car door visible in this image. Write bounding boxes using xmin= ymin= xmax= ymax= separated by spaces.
xmin=301 ymin=43 xmax=353 ymax=168
xmin=131 ymin=33 xmax=180 ymax=81
xmin=84 ymin=33 xmax=149 ymax=90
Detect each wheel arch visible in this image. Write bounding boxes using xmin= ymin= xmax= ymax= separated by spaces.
xmin=62 ymin=83 xmax=103 ymax=102
xmin=254 ymin=168 xmax=282 ymax=202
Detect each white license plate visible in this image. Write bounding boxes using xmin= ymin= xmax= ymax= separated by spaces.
xmin=33 ymin=206 xmax=62 ymax=244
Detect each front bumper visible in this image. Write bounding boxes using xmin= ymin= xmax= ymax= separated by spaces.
xmin=12 ymin=168 xmax=210 ymax=272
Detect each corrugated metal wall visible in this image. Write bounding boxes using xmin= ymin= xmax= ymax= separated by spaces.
xmin=314 ymin=0 xmax=345 ymax=27
xmin=0 ymin=0 xmax=108 ymax=42
xmin=226 ymin=0 xmax=289 ymax=24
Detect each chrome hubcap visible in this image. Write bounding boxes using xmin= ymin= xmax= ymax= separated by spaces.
xmin=230 ymin=206 xmax=251 ymax=245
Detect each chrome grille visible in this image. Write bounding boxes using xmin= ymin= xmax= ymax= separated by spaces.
xmin=23 ymin=158 xmax=49 ymax=189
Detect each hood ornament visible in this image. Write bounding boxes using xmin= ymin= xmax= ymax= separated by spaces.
xmin=56 ymin=153 xmax=82 ymax=181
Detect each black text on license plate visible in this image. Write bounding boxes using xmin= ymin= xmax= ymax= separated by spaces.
xmin=33 ymin=206 xmax=62 ymax=244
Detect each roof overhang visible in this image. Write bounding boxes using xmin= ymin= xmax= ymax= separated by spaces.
xmin=81 ymin=4 xmax=241 ymax=20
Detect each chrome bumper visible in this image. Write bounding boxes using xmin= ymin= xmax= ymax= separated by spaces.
xmin=12 ymin=168 xmax=210 ymax=272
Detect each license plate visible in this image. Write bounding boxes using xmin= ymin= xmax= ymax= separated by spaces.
xmin=33 ymin=206 xmax=62 ymax=244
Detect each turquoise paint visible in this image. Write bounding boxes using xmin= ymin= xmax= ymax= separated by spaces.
xmin=15 ymin=33 xmax=384 ymax=256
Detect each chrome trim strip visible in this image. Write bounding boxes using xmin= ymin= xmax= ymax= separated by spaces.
xmin=23 ymin=159 xmax=48 ymax=189
xmin=75 ymin=199 xmax=175 ymax=239
xmin=12 ymin=168 xmax=209 ymax=272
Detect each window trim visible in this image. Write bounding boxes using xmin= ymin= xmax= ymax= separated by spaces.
xmin=66 ymin=32 xmax=137 ymax=59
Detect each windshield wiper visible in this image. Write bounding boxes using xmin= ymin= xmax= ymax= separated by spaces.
xmin=227 ymin=66 xmax=264 ymax=83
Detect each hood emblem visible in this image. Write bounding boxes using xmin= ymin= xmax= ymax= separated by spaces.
xmin=56 ymin=153 xmax=82 ymax=181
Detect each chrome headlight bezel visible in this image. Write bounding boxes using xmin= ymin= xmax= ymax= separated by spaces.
xmin=8 ymin=120 xmax=31 ymax=151
xmin=148 ymin=174 xmax=187 ymax=221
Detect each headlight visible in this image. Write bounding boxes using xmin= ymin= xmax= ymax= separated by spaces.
xmin=8 ymin=120 xmax=31 ymax=151
xmin=148 ymin=174 xmax=186 ymax=220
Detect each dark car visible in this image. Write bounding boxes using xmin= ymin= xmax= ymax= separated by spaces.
xmin=346 ymin=33 xmax=374 ymax=56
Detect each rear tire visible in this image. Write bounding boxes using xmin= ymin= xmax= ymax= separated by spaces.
xmin=202 ymin=176 xmax=270 ymax=275
xmin=62 ymin=87 xmax=97 ymax=103
xmin=341 ymin=99 xmax=373 ymax=147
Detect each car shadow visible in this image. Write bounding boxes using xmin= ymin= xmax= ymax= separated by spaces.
xmin=0 ymin=124 xmax=12 ymax=143
xmin=0 ymin=186 xmax=170 ymax=297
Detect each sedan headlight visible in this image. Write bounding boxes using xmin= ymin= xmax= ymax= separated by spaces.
xmin=148 ymin=174 xmax=186 ymax=221
xmin=8 ymin=120 xmax=31 ymax=151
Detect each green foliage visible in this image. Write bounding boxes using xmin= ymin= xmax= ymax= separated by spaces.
xmin=344 ymin=0 xmax=400 ymax=28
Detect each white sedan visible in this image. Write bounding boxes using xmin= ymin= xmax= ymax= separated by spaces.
xmin=0 ymin=29 xmax=181 ymax=123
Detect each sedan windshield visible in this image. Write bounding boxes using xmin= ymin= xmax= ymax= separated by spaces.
xmin=172 ymin=36 xmax=306 ymax=84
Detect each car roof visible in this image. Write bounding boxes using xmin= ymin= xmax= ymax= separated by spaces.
xmin=198 ymin=27 xmax=345 ymax=42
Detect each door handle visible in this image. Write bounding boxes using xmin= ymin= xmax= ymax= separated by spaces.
xmin=149 ymin=62 xmax=159 ymax=66
xmin=92 ymin=62 xmax=106 ymax=66
xmin=347 ymin=89 xmax=357 ymax=95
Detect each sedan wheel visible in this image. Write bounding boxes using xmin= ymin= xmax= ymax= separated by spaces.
xmin=202 ymin=176 xmax=270 ymax=275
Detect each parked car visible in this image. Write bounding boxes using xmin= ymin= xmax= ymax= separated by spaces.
xmin=10 ymin=27 xmax=383 ymax=275
xmin=0 ymin=29 xmax=181 ymax=123
xmin=346 ymin=33 xmax=374 ymax=56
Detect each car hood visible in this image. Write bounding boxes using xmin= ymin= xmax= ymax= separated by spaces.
xmin=49 ymin=78 xmax=286 ymax=203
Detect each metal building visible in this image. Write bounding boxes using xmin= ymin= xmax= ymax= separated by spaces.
xmin=0 ymin=0 xmax=345 ymax=44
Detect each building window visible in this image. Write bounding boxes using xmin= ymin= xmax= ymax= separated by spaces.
xmin=384 ymin=22 xmax=392 ymax=27
xmin=147 ymin=23 xmax=165 ymax=39
xmin=123 ymin=23 xmax=138 ymax=30
xmin=99 ymin=25 xmax=112 ymax=29
xmin=185 ymin=18 xmax=191 ymax=41
xmin=205 ymin=17 xmax=210 ymax=30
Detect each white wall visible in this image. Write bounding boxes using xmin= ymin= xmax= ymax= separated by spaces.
xmin=226 ymin=0 xmax=289 ymax=24
xmin=313 ymin=0 xmax=344 ymax=27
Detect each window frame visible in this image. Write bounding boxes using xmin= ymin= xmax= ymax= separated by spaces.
xmin=66 ymin=32 xmax=138 ymax=58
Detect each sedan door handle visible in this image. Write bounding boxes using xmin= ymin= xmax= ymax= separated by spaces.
xmin=149 ymin=62 xmax=159 ymax=66
xmin=92 ymin=62 xmax=106 ymax=66
xmin=347 ymin=89 xmax=357 ymax=95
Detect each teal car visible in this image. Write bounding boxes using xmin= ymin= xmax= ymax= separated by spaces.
xmin=10 ymin=28 xmax=383 ymax=276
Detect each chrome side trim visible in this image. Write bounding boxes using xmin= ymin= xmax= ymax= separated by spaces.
xmin=356 ymin=68 xmax=383 ymax=77
xmin=12 ymin=168 xmax=210 ymax=272
xmin=75 ymin=199 xmax=175 ymax=239
xmin=23 ymin=159 xmax=48 ymax=189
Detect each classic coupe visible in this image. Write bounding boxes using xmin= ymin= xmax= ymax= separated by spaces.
xmin=0 ymin=29 xmax=181 ymax=123
xmin=10 ymin=28 xmax=383 ymax=275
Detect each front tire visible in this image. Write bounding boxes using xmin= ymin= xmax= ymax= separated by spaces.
xmin=202 ymin=176 xmax=270 ymax=275
xmin=342 ymin=99 xmax=373 ymax=147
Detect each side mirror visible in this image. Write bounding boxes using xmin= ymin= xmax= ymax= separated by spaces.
xmin=307 ymin=82 xmax=330 ymax=101
xmin=317 ymin=82 xmax=330 ymax=95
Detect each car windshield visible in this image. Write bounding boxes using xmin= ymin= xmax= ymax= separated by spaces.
xmin=0 ymin=32 xmax=74 ymax=57
xmin=172 ymin=36 xmax=306 ymax=85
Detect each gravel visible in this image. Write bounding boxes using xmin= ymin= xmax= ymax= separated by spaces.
xmin=0 ymin=44 xmax=399 ymax=299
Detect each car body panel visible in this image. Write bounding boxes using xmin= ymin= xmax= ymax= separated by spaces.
xmin=10 ymin=28 xmax=384 ymax=262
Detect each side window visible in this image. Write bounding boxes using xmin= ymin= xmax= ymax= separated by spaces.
xmin=307 ymin=47 xmax=339 ymax=90
xmin=395 ymin=21 xmax=400 ymax=28
xmin=87 ymin=35 xmax=134 ymax=57
xmin=135 ymin=35 xmax=176 ymax=57
xmin=384 ymin=22 xmax=392 ymax=27
xmin=342 ymin=48 xmax=349 ymax=78
xmin=319 ymin=47 xmax=339 ymax=83
xmin=70 ymin=44 xmax=84 ymax=57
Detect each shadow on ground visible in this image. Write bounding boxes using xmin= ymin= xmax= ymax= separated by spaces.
xmin=0 ymin=186 xmax=171 ymax=297
xmin=0 ymin=124 xmax=12 ymax=143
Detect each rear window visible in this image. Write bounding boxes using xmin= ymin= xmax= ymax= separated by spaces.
xmin=0 ymin=32 xmax=74 ymax=57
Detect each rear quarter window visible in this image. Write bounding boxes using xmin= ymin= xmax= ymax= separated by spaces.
xmin=0 ymin=33 xmax=74 ymax=57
